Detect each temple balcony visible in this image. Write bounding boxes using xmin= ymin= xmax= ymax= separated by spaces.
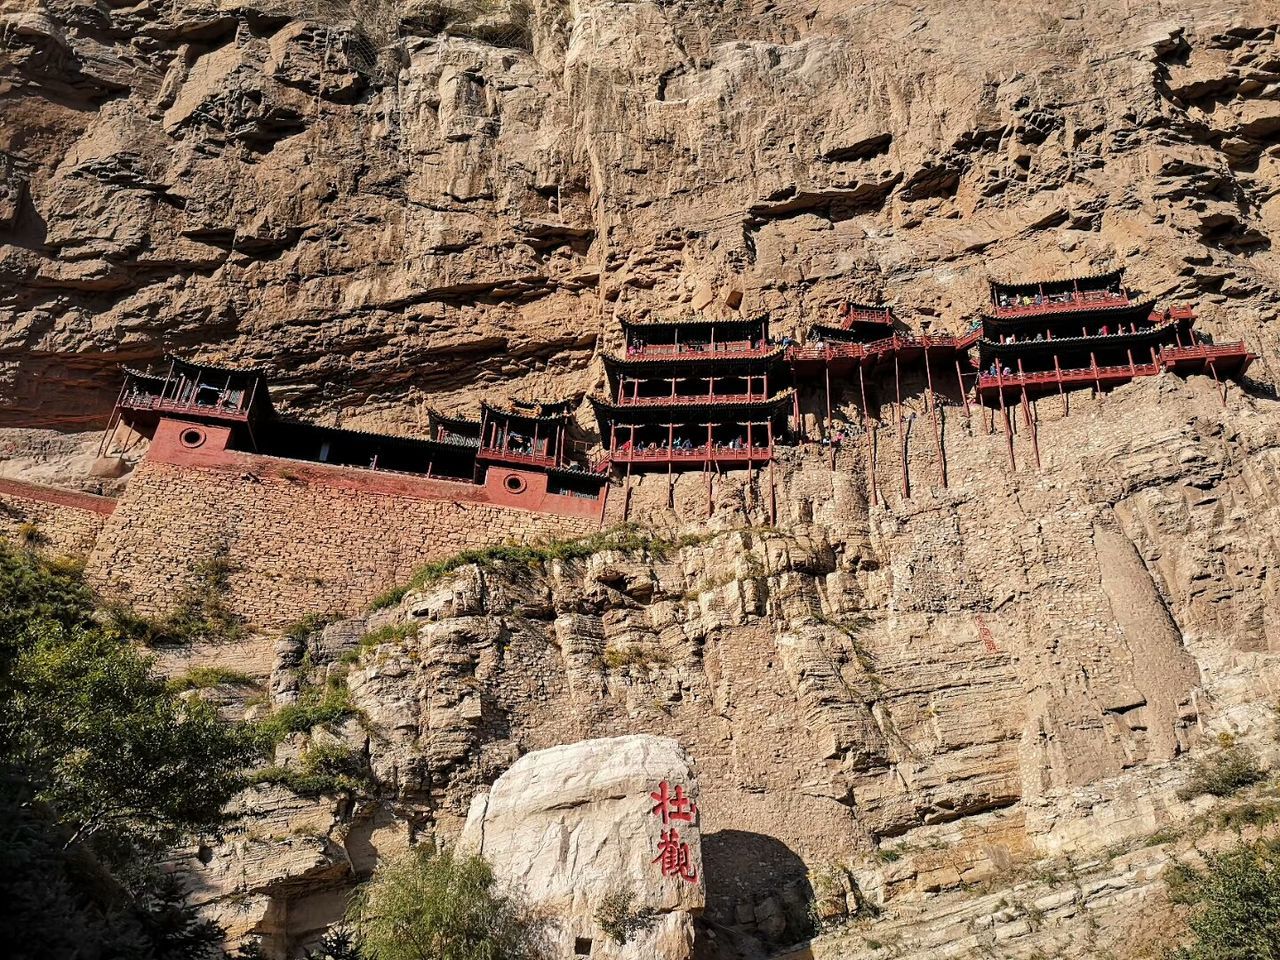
xmin=119 ymin=388 xmax=253 ymax=422
xmin=788 ymin=332 xmax=965 ymax=367
xmin=610 ymin=442 xmax=773 ymax=467
xmin=612 ymin=391 xmax=773 ymax=408
xmin=991 ymin=289 xmax=1131 ymax=318
xmin=977 ymin=361 xmax=1160 ymax=395
xmin=1159 ymin=341 xmax=1255 ymax=373
xmin=477 ymin=446 xmax=559 ymax=469
xmin=623 ymin=340 xmax=774 ymax=361
xmin=839 ymin=304 xmax=894 ymax=326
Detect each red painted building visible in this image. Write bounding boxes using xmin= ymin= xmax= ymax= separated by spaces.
xmin=591 ymin=316 xmax=792 ymax=472
xmin=104 ymin=357 xmax=609 ymax=520
xmin=976 ymin=270 xmax=1255 ymax=402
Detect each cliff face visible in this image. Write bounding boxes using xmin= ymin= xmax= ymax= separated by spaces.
xmin=176 ymin=372 xmax=1280 ymax=957
xmin=8 ymin=1 xmax=1280 ymax=958
xmin=2 ymin=0 xmax=1278 ymax=440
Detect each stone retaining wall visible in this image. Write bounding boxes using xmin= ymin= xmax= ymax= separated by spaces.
xmin=84 ymin=457 xmax=601 ymax=629
xmin=0 ymin=476 xmax=115 ymax=556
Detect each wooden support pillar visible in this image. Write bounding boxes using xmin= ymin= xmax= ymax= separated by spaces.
xmin=1022 ymin=388 xmax=1040 ymax=469
xmin=705 ymin=422 xmax=713 ymax=518
xmin=996 ymin=366 xmax=1016 ymax=472
xmin=1127 ymin=348 xmax=1136 ymax=375
xmin=895 ymin=352 xmax=908 ymax=499
xmin=955 ymin=358 xmax=971 ymax=418
xmin=1054 ymin=354 xmax=1067 ymax=416
xmin=1091 ymin=352 xmax=1100 ymax=395
xmin=1016 ymin=360 xmax=1031 ymax=429
xmin=825 ymin=361 xmax=835 ymax=469
xmin=623 ymin=425 xmax=635 ymax=522
xmin=768 ymin=458 xmax=778 ymax=526
xmin=924 ymin=354 xmax=946 ymax=488
xmin=1209 ymin=360 xmax=1226 ymax=406
xmin=858 ymin=363 xmax=877 ymax=507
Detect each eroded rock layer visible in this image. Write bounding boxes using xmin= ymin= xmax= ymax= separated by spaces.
xmin=2 ymin=0 xmax=1279 ymax=443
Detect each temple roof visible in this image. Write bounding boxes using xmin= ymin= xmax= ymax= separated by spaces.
xmin=989 ymin=268 xmax=1124 ymax=296
xmin=976 ymin=323 xmax=1179 ymax=357
xmin=271 ymin=417 xmax=472 ymax=452
xmin=620 ymin=314 xmax=768 ymax=330
xmin=427 ymin=407 xmax=482 ymax=429
xmin=808 ymin=321 xmax=899 ymax=343
xmin=504 ymin=396 xmax=579 ymax=416
xmin=480 ymin=399 xmax=575 ymax=423
xmin=602 ymin=346 xmax=785 ymax=371
xmin=981 ymin=298 xmax=1157 ymax=325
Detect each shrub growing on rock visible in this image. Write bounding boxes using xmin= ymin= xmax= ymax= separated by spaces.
xmin=1168 ymin=837 xmax=1280 ymax=959
xmin=1179 ymin=736 xmax=1266 ymax=800
xmin=347 ymin=846 xmax=548 ymax=960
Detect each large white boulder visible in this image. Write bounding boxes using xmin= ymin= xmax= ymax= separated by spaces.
xmin=460 ymin=735 xmax=704 ymax=959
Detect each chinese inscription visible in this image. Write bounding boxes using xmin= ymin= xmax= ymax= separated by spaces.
xmin=650 ymin=780 xmax=698 ymax=883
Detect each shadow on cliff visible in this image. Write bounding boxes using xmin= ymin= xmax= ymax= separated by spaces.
xmin=696 ymin=829 xmax=815 ymax=960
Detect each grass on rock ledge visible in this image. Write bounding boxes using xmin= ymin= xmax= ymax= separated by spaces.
xmin=368 ymin=522 xmax=754 ymax=611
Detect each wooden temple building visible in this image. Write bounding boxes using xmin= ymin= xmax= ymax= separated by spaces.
xmin=102 ymin=356 xmax=609 ymax=516
xmin=590 ymin=316 xmax=792 ymax=472
xmin=98 ymin=267 xmax=1258 ymax=522
xmin=974 ymin=270 xmax=1255 ymax=467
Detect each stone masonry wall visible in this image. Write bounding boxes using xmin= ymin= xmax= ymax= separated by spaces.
xmin=0 ymin=477 xmax=115 ymax=556
xmin=85 ymin=460 xmax=600 ymax=630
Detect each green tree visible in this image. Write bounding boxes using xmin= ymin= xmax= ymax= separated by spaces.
xmin=0 ymin=541 xmax=258 ymax=958
xmin=1170 ymin=838 xmax=1280 ymax=959
xmin=8 ymin=623 xmax=257 ymax=856
xmin=347 ymin=846 xmax=548 ymax=960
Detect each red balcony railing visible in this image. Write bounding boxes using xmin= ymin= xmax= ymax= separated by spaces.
xmin=992 ymin=290 xmax=1130 ymax=318
xmin=623 ymin=341 xmax=771 ymax=361
xmin=119 ymin=391 xmax=251 ymax=421
xmin=1159 ymin=342 xmax=1252 ymax=366
xmin=610 ymin=443 xmax=772 ymax=465
xmin=787 ymin=333 xmax=963 ymax=363
xmin=977 ymin=363 xmax=1159 ymax=391
xmin=478 ymin=446 xmax=557 ymax=468
xmin=613 ymin=392 xmax=772 ymax=407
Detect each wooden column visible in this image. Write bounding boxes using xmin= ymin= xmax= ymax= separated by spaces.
xmin=1021 ymin=388 xmax=1040 ymax=469
xmin=955 ymin=358 xmax=971 ymax=418
xmin=1054 ymin=354 xmax=1067 ymax=415
xmin=895 ymin=352 xmax=908 ymax=499
xmin=924 ymin=353 xmax=945 ymax=488
xmin=858 ymin=364 xmax=876 ymax=507
xmin=996 ymin=365 xmax=1015 ymax=471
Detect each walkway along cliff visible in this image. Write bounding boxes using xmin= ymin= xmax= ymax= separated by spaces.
xmin=1 ymin=268 xmax=1255 ymax=629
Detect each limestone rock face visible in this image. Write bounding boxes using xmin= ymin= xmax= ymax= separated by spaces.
xmin=1 ymin=0 xmax=1279 ymax=460
xmin=460 ymin=735 xmax=704 ymax=960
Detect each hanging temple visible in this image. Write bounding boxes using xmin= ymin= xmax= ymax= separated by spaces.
xmin=98 ymin=270 xmax=1255 ymax=523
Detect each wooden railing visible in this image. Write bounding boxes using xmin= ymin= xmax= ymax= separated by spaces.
xmin=120 ymin=391 xmax=251 ymax=420
xmin=614 ymin=392 xmax=771 ymax=407
xmin=992 ymin=290 xmax=1130 ymax=317
xmin=611 ymin=443 xmax=772 ymax=464
xmin=977 ymin=363 xmax=1158 ymax=390
xmin=624 ymin=341 xmax=769 ymax=360
xmin=478 ymin=446 xmax=557 ymax=468
xmin=787 ymin=333 xmax=963 ymax=363
xmin=1159 ymin=342 xmax=1250 ymax=365
xmin=976 ymin=341 xmax=1252 ymax=392
xmin=839 ymin=305 xmax=893 ymax=326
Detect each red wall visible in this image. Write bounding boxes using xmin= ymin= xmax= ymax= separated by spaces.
xmin=147 ymin=417 xmax=607 ymax=522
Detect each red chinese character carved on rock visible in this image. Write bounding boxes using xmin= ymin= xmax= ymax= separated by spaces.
xmin=652 ymin=827 xmax=698 ymax=883
xmin=650 ymin=780 xmax=698 ymax=824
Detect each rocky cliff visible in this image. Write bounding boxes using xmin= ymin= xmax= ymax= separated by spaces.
xmin=7 ymin=1 xmax=1280 ymax=958
xmin=2 ymin=0 xmax=1279 ymax=445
